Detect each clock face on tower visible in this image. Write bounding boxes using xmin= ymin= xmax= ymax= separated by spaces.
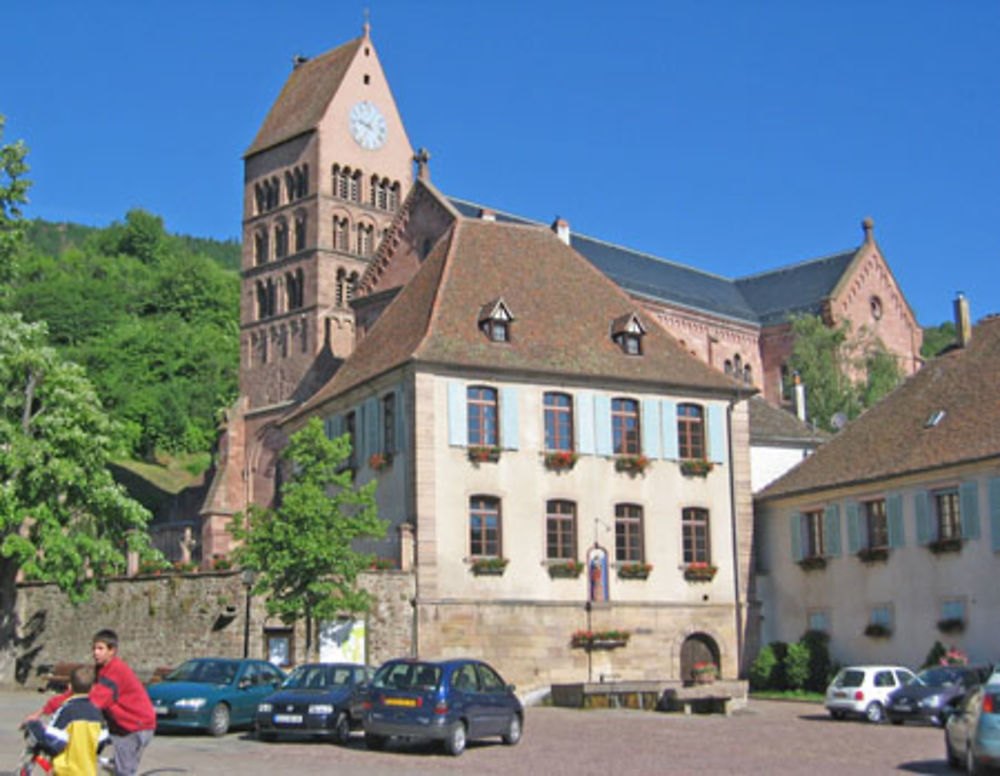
xmin=349 ymin=101 xmax=388 ymax=150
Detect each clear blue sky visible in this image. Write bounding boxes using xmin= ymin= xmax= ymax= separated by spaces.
xmin=3 ymin=0 xmax=998 ymax=327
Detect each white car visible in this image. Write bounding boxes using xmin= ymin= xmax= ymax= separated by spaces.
xmin=824 ymin=665 xmax=918 ymax=723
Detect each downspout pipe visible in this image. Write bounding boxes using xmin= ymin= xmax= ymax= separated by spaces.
xmin=726 ymin=393 xmax=745 ymax=675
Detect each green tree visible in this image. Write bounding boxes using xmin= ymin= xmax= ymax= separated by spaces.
xmin=783 ymin=641 xmax=810 ymax=691
xmin=748 ymin=643 xmax=778 ymax=690
xmin=0 ymin=115 xmax=31 ymax=295
xmin=231 ymin=419 xmax=387 ymax=661
xmin=921 ymin=321 xmax=956 ymax=360
xmin=0 ymin=313 xmax=154 ymax=683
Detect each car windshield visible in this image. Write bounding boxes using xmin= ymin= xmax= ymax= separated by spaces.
xmin=833 ymin=669 xmax=865 ymax=688
xmin=166 ymin=659 xmax=238 ymax=685
xmin=281 ymin=665 xmax=354 ymax=690
xmin=914 ymin=667 xmax=961 ymax=687
xmin=372 ymin=662 xmax=442 ymax=691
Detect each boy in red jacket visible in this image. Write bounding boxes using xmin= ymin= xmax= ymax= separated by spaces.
xmin=27 ymin=629 xmax=156 ymax=776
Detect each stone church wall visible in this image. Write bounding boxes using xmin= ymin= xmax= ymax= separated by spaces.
xmin=13 ymin=569 xmax=414 ymax=688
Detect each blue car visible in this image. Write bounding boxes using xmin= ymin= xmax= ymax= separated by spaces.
xmin=255 ymin=663 xmax=373 ymax=743
xmin=944 ymin=683 xmax=1000 ymax=773
xmin=147 ymin=658 xmax=286 ymax=736
xmin=361 ymin=658 xmax=523 ymax=756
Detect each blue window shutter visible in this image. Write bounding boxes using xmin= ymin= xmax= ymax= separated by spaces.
xmin=824 ymin=504 xmax=841 ymax=557
xmin=394 ymin=385 xmax=405 ymax=454
xmin=325 ymin=414 xmax=342 ymax=440
xmin=846 ymin=501 xmax=860 ymax=554
xmin=594 ymin=395 xmax=612 ymax=456
xmin=887 ymin=493 xmax=904 ymax=548
xmin=500 ymin=387 xmax=519 ymax=450
xmin=447 ymin=380 xmax=467 ymax=447
xmin=661 ymin=400 xmax=678 ymax=460
xmin=960 ymin=481 xmax=980 ymax=540
xmin=641 ymin=400 xmax=661 ymax=459
xmin=789 ymin=514 xmax=803 ymax=562
xmin=707 ymin=404 xmax=726 ymax=464
xmin=915 ymin=490 xmax=932 ymax=544
xmin=576 ymin=392 xmax=595 ymax=455
xmin=989 ymin=477 xmax=1000 ymax=552
xmin=362 ymin=397 xmax=378 ymax=459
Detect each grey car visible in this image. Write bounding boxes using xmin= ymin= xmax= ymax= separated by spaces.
xmin=887 ymin=665 xmax=991 ymax=726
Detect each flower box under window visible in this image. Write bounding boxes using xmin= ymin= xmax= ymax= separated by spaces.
xmin=570 ymin=629 xmax=630 ymax=650
xmin=798 ymin=555 xmax=827 ymax=571
xmin=680 ymin=459 xmax=714 ymax=477
xmin=617 ymin=562 xmax=652 ymax=580
xmin=544 ymin=451 xmax=578 ymax=471
xmin=615 ymin=455 xmax=650 ymax=475
xmin=928 ymin=536 xmax=962 ymax=555
xmin=467 ymin=445 xmax=501 ymax=464
xmin=470 ymin=557 xmax=508 ymax=576
xmin=857 ymin=546 xmax=889 ymax=564
xmin=547 ymin=560 xmax=584 ymax=578
xmin=691 ymin=662 xmax=719 ymax=683
xmin=369 ymin=557 xmax=396 ymax=571
xmin=683 ymin=563 xmax=718 ymax=582
xmin=937 ymin=617 xmax=966 ymax=635
xmin=864 ymin=622 xmax=892 ymax=638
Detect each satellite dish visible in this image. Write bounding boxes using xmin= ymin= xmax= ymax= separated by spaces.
xmin=830 ymin=412 xmax=847 ymax=430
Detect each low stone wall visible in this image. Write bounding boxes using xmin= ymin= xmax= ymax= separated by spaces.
xmin=13 ymin=569 xmax=414 ymax=688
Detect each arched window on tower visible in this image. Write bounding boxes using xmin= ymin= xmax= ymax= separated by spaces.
xmin=254 ymin=229 xmax=269 ymax=265
xmin=743 ymin=363 xmax=753 ymax=385
xmin=285 ymin=272 xmax=297 ymax=311
xmin=333 ymin=216 xmax=349 ymax=252
xmin=335 ymin=268 xmax=346 ymax=307
xmin=256 ymin=281 xmax=268 ymax=320
xmin=369 ymin=175 xmax=379 ymax=208
xmin=274 ymin=218 xmax=289 ymax=259
xmin=347 ymin=271 xmax=359 ymax=302
xmin=350 ymin=170 xmax=361 ymax=202
xmin=266 ymin=279 xmax=276 ymax=317
xmin=254 ymin=183 xmax=266 ymax=215
xmin=285 ymin=171 xmax=295 ymax=203
xmin=389 ymin=181 xmax=401 ymax=211
xmin=333 ymin=165 xmax=351 ymax=200
xmin=266 ymin=177 xmax=280 ymax=210
xmin=357 ymin=223 xmax=374 ymax=256
xmin=294 ymin=268 xmax=304 ymax=309
xmin=294 ymin=212 xmax=307 ymax=252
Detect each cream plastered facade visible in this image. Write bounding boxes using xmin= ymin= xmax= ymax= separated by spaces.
xmin=755 ymin=461 xmax=1000 ymax=669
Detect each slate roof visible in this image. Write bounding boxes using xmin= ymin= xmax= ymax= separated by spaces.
xmin=448 ymin=197 xmax=862 ymax=328
xmin=289 ymin=213 xmax=745 ymax=421
xmin=748 ymin=396 xmax=830 ymax=447
xmin=757 ymin=315 xmax=1000 ymax=500
xmin=245 ymin=37 xmax=363 ymax=157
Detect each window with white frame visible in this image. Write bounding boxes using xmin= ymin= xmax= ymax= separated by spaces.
xmin=864 ymin=499 xmax=888 ymax=549
xmin=933 ymin=488 xmax=961 ymax=540
xmin=470 ymin=496 xmax=501 ymax=558
xmin=801 ymin=509 xmax=824 ymax=558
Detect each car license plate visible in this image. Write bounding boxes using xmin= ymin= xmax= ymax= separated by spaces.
xmin=834 ymin=691 xmax=846 ymax=699
xmin=384 ymin=698 xmax=416 ymax=707
xmin=154 ymin=706 xmax=168 ymax=716
xmin=274 ymin=713 xmax=303 ymax=724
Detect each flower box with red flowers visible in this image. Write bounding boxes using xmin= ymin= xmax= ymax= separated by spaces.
xmin=368 ymin=451 xmax=393 ymax=471
xmin=692 ymin=661 xmax=719 ymax=683
xmin=937 ymin=618 xmax=966 ymax=635
xmin=617 ymin=562 xmax=652 ymax=580
xmin=680 ymin=459 xmax=714 ymax=477
xmin=547 ymin=560 xmax=584 ymax=578
xmin=570 ymin=629 xmax=630 ymax=649
xmin=928 ymin=536 xmax=962 ymax=554
xmin=544 ymin=450 xmax=579 ymax=471
xmin=470 ymin=557 xmax=509 ymax=576
xmin=683 ymin=562 xmax=718 ymax=582
xmin=615 ymin=455 xmax=650 ymax=475
xmin=369 ymin=557 xmax=396 ymax=571
xmin=211 ymin=554 xmax=233 ymax=571
xmin=798 ymin=555 xmax=827 ymax=571
xmin=468 ymin=445 xmax=501 ymax=464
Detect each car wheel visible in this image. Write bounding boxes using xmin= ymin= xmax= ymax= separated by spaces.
xmin=364 ymin=732 xmax=387 ymax=751
xmin=208 ymin=703 xmax=231 ymax=737
xmin=828 ymin=710 xmax=846 ymax=720
xmin=443 ymin=722 xmax=467 ymax=756
xmin=945 ymin=735 xmax=961 ymax=769
xmin=864 ymin=701 xmax=884 ymax=724
xmin=502 ymin=714 xmax=522 ymax=746
xmin=332 ymin=712 xmax=350 ymax=745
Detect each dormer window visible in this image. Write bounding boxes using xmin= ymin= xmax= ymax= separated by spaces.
xmin=611 ymin=312 xmax=646 ymax=356
xmin=478 ymin=298 xmax=514 ymax=344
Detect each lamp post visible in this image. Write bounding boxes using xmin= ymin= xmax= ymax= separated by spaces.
xmin=241 ymin=568 xmax=257 ymax=659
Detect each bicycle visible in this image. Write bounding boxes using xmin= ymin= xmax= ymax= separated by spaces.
xmin=1 ymin=724 xmax=114 ymax=776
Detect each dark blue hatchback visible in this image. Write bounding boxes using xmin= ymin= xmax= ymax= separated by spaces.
xmin=361 ymin=658 xmax=523 ymax=756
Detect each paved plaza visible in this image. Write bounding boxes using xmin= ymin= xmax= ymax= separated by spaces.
xmin=0 ymin=689 xmax=954 ymax=775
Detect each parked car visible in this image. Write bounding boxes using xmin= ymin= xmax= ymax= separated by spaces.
xmin=944 ymin=683 xmax=1000 ymax=773
xmin=361 ymin=658 xmax=523 ymax=756
xmin=148 ymin=658 xmax=286 ymax=736
xmin=887 ymin=665 xmax=992 ymax=726
xmin=255 ymin=662 xmax=373 ymax=743
xmin=824 ymin=665 xmax=917 ymax=723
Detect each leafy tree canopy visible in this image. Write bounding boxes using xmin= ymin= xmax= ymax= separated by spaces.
xmin=231 ymin=419 xmax=387 ymax=660
xmin=921 ymin=321 xmax=956 ymax=360
xmin=785 ymin=314 xmax=904 ymax=432
xmin=0 ymin=115 xmax=31 ymax=295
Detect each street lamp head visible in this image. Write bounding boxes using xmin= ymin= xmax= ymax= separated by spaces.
xmin=241 ymin=568 xmax=257 ymax=588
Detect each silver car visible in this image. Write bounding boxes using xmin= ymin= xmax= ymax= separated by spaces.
xmin=944 ymin=683 xmax=1000 ymax=774
xmin=824 ymin=665 xmax=917 ymax=723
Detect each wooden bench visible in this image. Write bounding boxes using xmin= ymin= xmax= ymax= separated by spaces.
xmin=39 ymin=661 xmax=85 ymax=693
xmin=659 ymin=689 xmax=733 ymax=716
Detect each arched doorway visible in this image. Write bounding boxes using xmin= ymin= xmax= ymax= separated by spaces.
xmin=680 ymin=632 xmax=720 ymax=684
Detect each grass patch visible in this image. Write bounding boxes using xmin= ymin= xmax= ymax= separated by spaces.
xmin=750 ymin=690 xmax=825 ymax=703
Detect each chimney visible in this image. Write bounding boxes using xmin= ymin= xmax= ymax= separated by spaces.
xmin=954 ymin=292 xmax=972 ymax=348
xmin=479 ymin=208 xmax=496 ymax=222
xmin=793 ymin=373 xmax=807 ymax=423
xmin=551 ymin=217 xmax=570 ymax=245
xmin=292 ymin=54 xmax=310 ymax=70
xmin=861 ymin=216 xmax=874 ymax=244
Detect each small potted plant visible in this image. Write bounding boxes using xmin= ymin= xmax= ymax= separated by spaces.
xmin=368 ymin=451 xmax=393 ymax=471
xmin=615 ymin=455 xmax=650 ymax=475
xmin=680 ymin=459 xmax=714 ymax=477
xmin=691 ymin=662 xmax=719 ymax=684
xmin=683 ymin=561 xmax=718 ymax=582
xmin=211 ymin=554 xmax=233 ymax=571
xmin=864 ymin=622 xmax=892 ymax=638
xmin=470 ymin=557 xmax=509 ymax=576
xmin=940 ymin=647 xmax=968 ymax=665
xmin=928 ymin=536 xmax=963 ymax=554
xmin=617 ymin=562 xmax=652 ymax=580
xmin=547 ymin=560 xmax=584 ymax=578
xmin=544 ymin=450 xmax=579 ymax=471
xmin=468 ymin=445 xmax=501 ymax=464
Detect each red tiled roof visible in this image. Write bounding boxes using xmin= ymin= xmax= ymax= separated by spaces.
xmin=245 ymin=37 xmax=362 ymax=157
xmin=758 ymin=315 xmax=1000 ymax=500
xmin=289 ymin=209 xmax=745 ymax=423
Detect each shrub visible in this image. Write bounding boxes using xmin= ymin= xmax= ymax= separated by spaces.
xmin=922 ymin=640 xmax=947 ymax=669
xmin=800 ymin=630 xmax=834 ymax=692
xmin=768 ymin=641 xmax=790 ymax=690
xmin=784 ymin=642 xmax=810 ymax=691
xmin=749 ymin=644 xmax=778 ymax=690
